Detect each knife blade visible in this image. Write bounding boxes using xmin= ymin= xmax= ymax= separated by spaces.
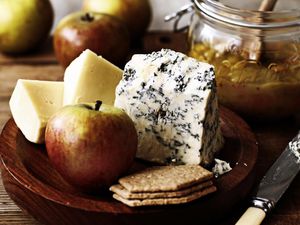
xmin=236 ymin=131 xmax=300 ymax=225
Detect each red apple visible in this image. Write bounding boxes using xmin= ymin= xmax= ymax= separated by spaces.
xmin=45 ymin=101 xmax=137 ymax=192
xmin=82 ymin=0 xmax=152 ymax=40
xmin=53 ymin=11 xmax=130 ymax=68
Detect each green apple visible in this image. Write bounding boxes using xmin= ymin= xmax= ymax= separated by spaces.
xmin=82 ymin=0 xmax=152 ymax=40
xmin=0 ymin=0 xmax=53 ymax=54
xmin=45 ymin=101 xmax=137 ymax=192
xmin=53 ymin=11 xmax=130 ymax=68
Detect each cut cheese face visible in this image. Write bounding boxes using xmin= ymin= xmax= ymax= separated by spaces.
xmin=63 ymin=49 xmax=123 ymax=106
xmin=115 ymin=49 xmax=224 ymax=166
xmin=9 ymin=79 xmax=64 ymax=144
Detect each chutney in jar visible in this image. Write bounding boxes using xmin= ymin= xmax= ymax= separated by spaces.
xmin=188 ymin=0 xmax=300 ymax=119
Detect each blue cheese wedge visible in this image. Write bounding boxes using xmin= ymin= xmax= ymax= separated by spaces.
xmin=114 ymin=49 xmax=223 ymax=165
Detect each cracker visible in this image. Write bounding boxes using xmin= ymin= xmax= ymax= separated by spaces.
xmin=110 ymin=181 xmax=213 ymax=199
xmin=118 ymin=165 xmax=213 ymax=192
xmin=112 ymin=186 xmax=217 ymax=207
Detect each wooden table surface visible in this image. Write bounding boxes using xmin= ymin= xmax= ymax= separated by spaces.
xmin=0 ymin=32 xmax=299 ymax=225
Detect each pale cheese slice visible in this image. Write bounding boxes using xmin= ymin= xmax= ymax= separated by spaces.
xmin=9 ymin=79 xmax=64 ymax=144
xmin=63 ymin=49 xmax=123 ymax=106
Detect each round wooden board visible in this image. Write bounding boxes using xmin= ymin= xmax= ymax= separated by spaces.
xmin=0 ymin=107 xmax=258 ymax=225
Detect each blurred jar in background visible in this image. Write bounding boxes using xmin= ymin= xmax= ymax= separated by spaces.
xmin=188 ymin=0 xmax=300 ymax=120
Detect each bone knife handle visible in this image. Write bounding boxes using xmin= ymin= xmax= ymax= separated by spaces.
xmin=235 ymin=207 xmax=266 ymax=225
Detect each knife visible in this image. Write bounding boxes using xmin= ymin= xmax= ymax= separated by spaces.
xmin=236 ymin=131 xmax=300 ymax=225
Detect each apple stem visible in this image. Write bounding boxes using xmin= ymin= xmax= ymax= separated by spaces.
xmin=81 ymin=13 xmax=94 ymax=22
xmin=95 ymin=100 xmax=102 ymax=111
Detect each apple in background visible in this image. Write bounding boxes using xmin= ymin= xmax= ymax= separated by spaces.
xmin=82 ymin=0 xmax=152 ymax=40
xmin=45 ymin=101 xmax=138 ymax=192
xmin=0 ymin=0 xmax=53 ymax=54
xmin=53 ymin=11 xmax=130 ymax=68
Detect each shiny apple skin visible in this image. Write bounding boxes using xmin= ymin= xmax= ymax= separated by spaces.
xmin=53 ymin=11 xmax=130 ymax=68
xmin=45 ymin=103 xmax=137 ymax=192
xmin=82 ymin=0 xmax=152 ymax=40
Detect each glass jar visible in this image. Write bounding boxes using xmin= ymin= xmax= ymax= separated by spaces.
xmin=180 ymin=0 xmax=300 ymax=119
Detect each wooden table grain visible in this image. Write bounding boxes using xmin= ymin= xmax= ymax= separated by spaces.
xmin=0 ymin=33 xmax=299 ymax=225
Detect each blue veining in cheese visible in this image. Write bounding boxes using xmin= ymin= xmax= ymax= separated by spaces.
xmin=114 ymin=49 xmax=224 ymax=165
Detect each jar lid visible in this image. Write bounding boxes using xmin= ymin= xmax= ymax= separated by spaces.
xmin=207 ymin=0 xmax=299 ymax=11
xmin=193 ymin=0 xmax=300 ymax=28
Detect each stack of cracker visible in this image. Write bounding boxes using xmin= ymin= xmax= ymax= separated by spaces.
xmin=110 ymin=165 xmax=216 ymax=207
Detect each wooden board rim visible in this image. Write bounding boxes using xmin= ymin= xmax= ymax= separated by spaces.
xmin=0 ymin=106 xmax=258 ymax=215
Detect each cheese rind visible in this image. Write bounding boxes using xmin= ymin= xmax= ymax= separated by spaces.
xmin=63 ymin=49 xmax=123 ymax=106
xmin=115 ymin=49 xmax=223 ymax=165
xmin=9 ymin=79 xmax=64 ymax=143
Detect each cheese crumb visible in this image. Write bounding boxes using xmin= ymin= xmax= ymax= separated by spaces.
xmin=289 ymin=132 xmax=300 ymax=163
xmin=212 ymin=158 xmax=232 ymax=178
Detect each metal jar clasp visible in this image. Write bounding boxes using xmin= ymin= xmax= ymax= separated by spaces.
xmin=164 ymin=3 xmax=195 ymax=32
